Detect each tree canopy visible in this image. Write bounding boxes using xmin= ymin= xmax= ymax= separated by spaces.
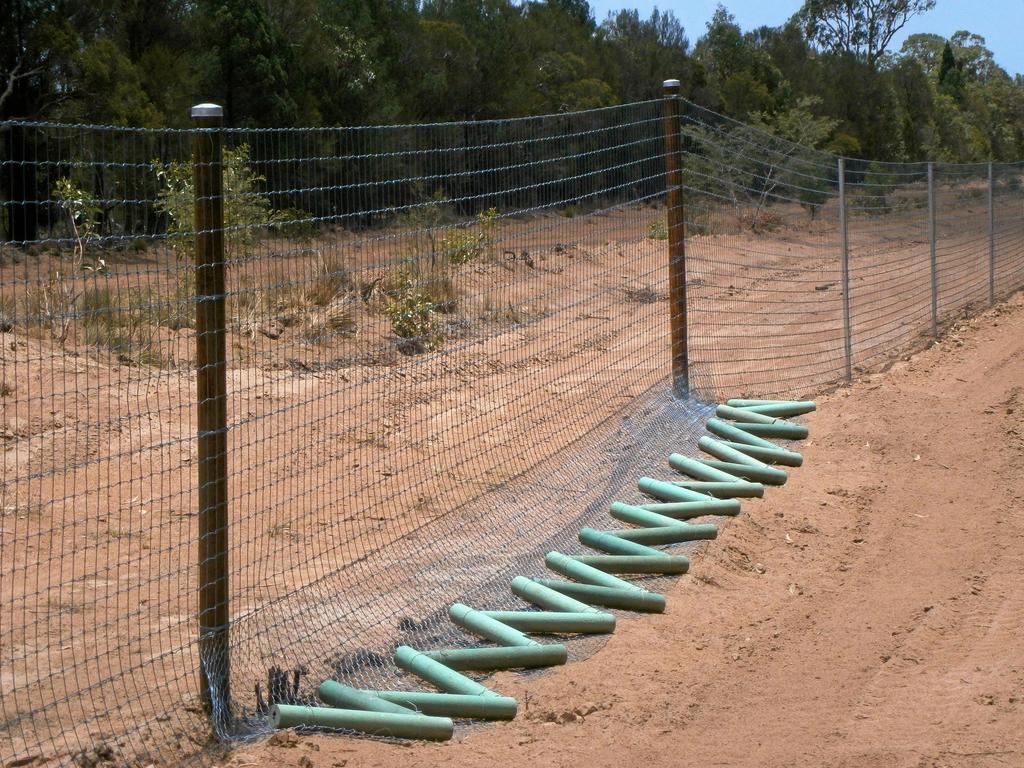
xmin=1 ymin=0 xmax=1022 ymax=162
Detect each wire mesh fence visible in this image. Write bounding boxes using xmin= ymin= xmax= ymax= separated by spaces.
xmin=1 ymin=93 xmax=1022 ymax=766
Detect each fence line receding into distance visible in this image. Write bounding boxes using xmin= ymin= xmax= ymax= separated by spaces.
xmin=1 ymin=88 xmax=1023 ymax=765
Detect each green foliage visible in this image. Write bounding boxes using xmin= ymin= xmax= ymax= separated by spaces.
xmin=3 ymin=0 xmax=1023 ymax=173
xmin=752 ymin=96 xmax=838 ymax=148
xmin=384 ymin=278 xmax=446 ymax=355
xmin=440 ymin=208 xmax=499 ymax=265
xmin=864 ymin=162 xmax=898 ymax=210
xmin=797 ymin=0 xmax=936 ymax=70
xmin=154 ymin=143 xmax=288 ymax=261
xmin=52 ymin=177 xmax=103 ymax=270
xmin=646 ymin=219 xmax=668 ymax=240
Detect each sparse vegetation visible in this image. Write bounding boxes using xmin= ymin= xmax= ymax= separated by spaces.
xmin=646 ymin=219 xmax=669 ymax=240
xmin=79 ymin=286 xmax=167 ymax=367
xmin=384 ymin=277 xmax=446 ymax=355
xmin=439 ymin=207 xmax=499 ymax=265
xmin=623 ymin=285 xmax=663 ymax=304
xmin=154 ymin=143 xmax=299 ymax=262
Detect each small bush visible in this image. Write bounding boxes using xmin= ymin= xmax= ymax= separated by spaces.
xmin=646 ymin=219 xmax=669 ymax=240
xmin=440 ymin=208 xmax=499 ymax=265
xmin=384 ymin=278 xmax=445 ymax=355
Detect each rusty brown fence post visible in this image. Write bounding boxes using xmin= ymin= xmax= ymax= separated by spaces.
xmin=191 ymin=103 xmax=231 ymax=726
xmin=662 ymin=79 xmax=689 ymax=398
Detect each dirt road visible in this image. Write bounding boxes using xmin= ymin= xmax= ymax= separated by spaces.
xmin=240 ymin=291 xmax=1024 ymax=768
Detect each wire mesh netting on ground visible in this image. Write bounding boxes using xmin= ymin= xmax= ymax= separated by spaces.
xmin=1 ymin=98 xmax=1023 ymax=766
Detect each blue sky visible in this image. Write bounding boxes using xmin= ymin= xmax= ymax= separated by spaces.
xmin=588 ymin=0 xmax=1024 ymax=76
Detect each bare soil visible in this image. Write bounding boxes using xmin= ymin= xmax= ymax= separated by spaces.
xmin=235 ymin=291 xmax=1024 ymax=767
xmin=2 ymin=193 xmax=1022 ymax=766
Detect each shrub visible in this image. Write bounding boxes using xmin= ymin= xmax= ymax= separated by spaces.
xmin=154 ymin=143 xmax=301 ymax=262
xmin=646 ymin=219 xmax=669 ymax=240
xmin=440 ymin=207 xmax=499 ymax=265
xmin=384 ymin=278 xmax=445 ymax=354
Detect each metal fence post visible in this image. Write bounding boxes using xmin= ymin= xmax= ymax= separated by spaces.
xmin=662 ymin=78 xmax=689 ymax=398
xmin=192 ymin=103 xmax=230 ymax=726
xmin=838 ymin=158 xmax=852 ymax=382
xmin=988 ymin=161 xmax=996 ymax=305
xmin=927 ymin=161 xmax=938 ymax=337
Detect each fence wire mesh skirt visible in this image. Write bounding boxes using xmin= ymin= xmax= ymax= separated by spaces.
xmin=1 ymin=98 xmax=1023 ymax=765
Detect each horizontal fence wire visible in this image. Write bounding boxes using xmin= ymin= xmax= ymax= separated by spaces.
xmin=1 ymin=95 xmax=1022 ymax=766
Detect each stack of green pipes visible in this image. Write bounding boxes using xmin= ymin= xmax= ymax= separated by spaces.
xmin=270 ymin=398 xmax=815 ymax=740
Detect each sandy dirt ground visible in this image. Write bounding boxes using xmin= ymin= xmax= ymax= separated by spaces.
xmin=234 ymin=292 xmax=1024 ymax=768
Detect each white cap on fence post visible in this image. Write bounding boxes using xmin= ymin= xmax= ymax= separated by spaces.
xmin=190 ymin=103 xmax=224 ymax=119
xmin=663 ymin=79 xmax=680 ymax=89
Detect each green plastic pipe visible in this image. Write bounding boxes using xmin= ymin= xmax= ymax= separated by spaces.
xmin=318 ymin=680 xmax=413 ymax=714
xmin=728 ymin=422 xmax=809 ymax=440
xmin=423 ymin=644 xmax=567 ymax=670
xmin=653 ymin=483 xmax=716 ymax=502
xmin=449 ymin=603 xmax=536 ymax=647
xmin=639 ymin=475 xmax=718 ymax=501
xmin=637 ymin=498 xmax=740 ymax=517
xmin=532 ymin=578 xmax=666 ymax=613
xmin=394 ymin=645 xmax=494 ymax=696
xmin=706 ymin=418 xmax=781 ymax=449
xmin=575 ymin=554 xmax=689 ymax=574
xmin=511 ymin=575 xmax=598 ymax=613
xmin=612 ymin=524 xmax=717 ymax=544
xmin=579 ymin=527 xmax=667 ymax=556
xmin=729 ymin=403 xmax=815 ymax=409
xmin=716 ymin=439 xmax=803 ymax=467
xmin=699 ymin=459 xmax=788 ymax=486
xmin=671 ymin=481 xmax=764 ymax=498
xmin=698 ymin=436 xmax=769 ymax=468
xmin=367 ymin=690 xmax=518 ymax=720
xmin=667 ymin=454 xmax=741 ymax=482
xmin=715 ymin=404 xmax=780 ymax=424
xmin=481 ymin=610 xmax=616 ymax=634
xmin=610 ymin=501 xmax=696 ymax=530
xmin=726 ymin=399 xmax=816 ymax=416
xmin=270 ymin=704 xmax=454 ymax=741
xmin=545 ymin=550 xmax=641 ymax=592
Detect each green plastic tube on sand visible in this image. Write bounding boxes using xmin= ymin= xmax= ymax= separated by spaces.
xmin=612 ymin=524 xmax=717 ymax=544
xmin=637 ymin=498 xmax=740 ymax=517
xmin=574 ymin=554 xmax=689 ymax=574
xmin=511 ymin=575 xmax=598 ymax=613
xmin=698 ymin=436 xmax=769 ymax=468
xmin=669 ymin=481 xmax=764 ymax=499
xmin=726 ymin=422 xmax=808 ymax=440
xmin=394 ymin=645 xmax=494 ymax=696
xmin=481 ymin=610 xmax=616 ymax=634
xmin=449 ymin=603 xmax=536 ymax=647
xmin=706 ymin=418 xmax=781 ymax=449
xmin=609 ymin=501 xmax=696 ymax=530
xmin=531 ymin=578 xmax=666 ymax=613
xmin=714 ymin=439 xmax=803 ymax=467
xmin=318 ymin=680 xmax=412 ymax=714
xmin=546 ymin=550 xmax=642 ymax=591
xmin=423 ymin=644 xmax=567 ymax=670
xmin=639 ymin=475 xmax=718 ymax=501
xmin=269 ymin=704 xmax=454 ymax=741
xmin=666 ymin=454 xmax=741 ymax=482
xmin=725 ymin=399 xmax=816 ymax=417
xmin=578 ymin=526 xmax=667 ymax=556
xmin=699 ymin=459 xmax=788 ymax=486
xmin=367 ymin=690 xmax=518 ymax=720
xmin=715 ymin=404 xmax=781 ymax=424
